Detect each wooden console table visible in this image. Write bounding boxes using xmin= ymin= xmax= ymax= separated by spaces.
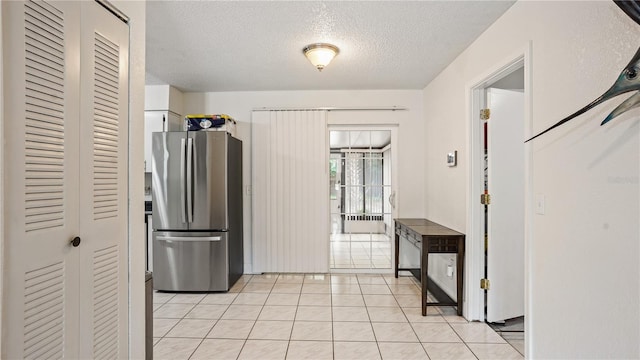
xmin=394 ymin=218 xmax=465 ymax=316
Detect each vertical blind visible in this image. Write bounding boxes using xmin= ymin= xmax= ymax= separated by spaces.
xmin=252 ymin=110 xmax=329 ymax=273
xmin=343 ymin=152 xmax=384 ymax=220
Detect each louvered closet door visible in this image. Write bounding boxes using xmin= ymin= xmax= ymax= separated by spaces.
xmin=77 ymin=2 xmax=129 ymax=359
xmin=2 ymin=1 xmax=81 ymax=358
xmin=2 ymin=1 xmax=129 ymax=359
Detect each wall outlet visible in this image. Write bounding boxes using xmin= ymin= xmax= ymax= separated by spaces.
xmin=446 ymin=264 xmax=454 ymax=277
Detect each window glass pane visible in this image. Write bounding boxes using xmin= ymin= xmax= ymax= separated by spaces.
xmin=329 ymin=155 xmax=339 ymax=200
xmin=344 ymin=152 xmax=362 ymax=216
xmin=364 ymin=153 xmax=382 ymax=216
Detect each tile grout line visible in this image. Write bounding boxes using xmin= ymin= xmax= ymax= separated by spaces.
xmin=155 ymin=294 xmax=200 ymax=358
xmin=185 ymin=288 xmax=236 ymax=360
xmin=447 ymin=319 xmax=480 ymax=360
xmin=232 ymin=274 xmax=254 ymax=360
xmin=154 ymin=273 xmax=522 ymax=360
xmin=153 ymin=294 xmax=183 ymax=346
xmin=393 ymin=278 xmax=464 ymax=358
xmin=238 ymin=274 xmax=278 ymax=357
xmin=283 ymin=273 xmax=303 ymax=360
xmin=200 ymin=274 xmax=250 ymax=359
xmin=330 ymin=274 xmax=335 ymax=360
xmin=371 ymin=278 xmax=390 ymax=359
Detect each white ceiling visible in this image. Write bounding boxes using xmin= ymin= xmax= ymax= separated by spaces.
xmin=145 ymin=1 xmax=515 ymax=92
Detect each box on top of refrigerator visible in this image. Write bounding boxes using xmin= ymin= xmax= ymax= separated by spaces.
xmin=185 ymin=114 xmax=237 ymax=137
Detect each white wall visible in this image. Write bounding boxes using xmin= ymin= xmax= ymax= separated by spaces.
xmin=145 ymin=84 xmax=184 ymax=114
xmin=183 ymin=90 xmax=424 ymax=272
xmin=423 ymin=1 xmax=639 ymax=358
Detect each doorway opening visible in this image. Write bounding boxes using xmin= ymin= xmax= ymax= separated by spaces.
xmin=468 ymin=49 xmax=532 ymax=356
xmin=483 ymin=73 xmax=526 ymax=343
xmin=329 ymin=129 xmax=394 ymax=271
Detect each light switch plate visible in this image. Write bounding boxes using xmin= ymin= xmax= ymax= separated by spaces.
xmin=535 ymin=194 xmax=545 ymax=215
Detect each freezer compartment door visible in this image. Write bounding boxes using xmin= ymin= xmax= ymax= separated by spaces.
xmin=153 ymin=231 xmax=229 ymax=291
xmin=152 ymin=132 xmax=189 ymax=230
xmin=189 ymin=131 xmax=229 ymax=230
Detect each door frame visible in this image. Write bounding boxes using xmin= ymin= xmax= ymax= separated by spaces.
xmin=465 ymin=43 xmax=533 ymax=343
xmin=327 ymin=124 xmax=398 ymax=274
xmin=0 ymin=2 xmax=5 ymax=355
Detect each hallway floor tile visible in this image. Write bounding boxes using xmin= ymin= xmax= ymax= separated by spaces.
xmin=153 ymin=273 xmax=523 ymax=359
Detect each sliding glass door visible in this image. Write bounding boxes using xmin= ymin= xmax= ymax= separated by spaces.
xmin=329 ymin=130 xmax=393 ymax=270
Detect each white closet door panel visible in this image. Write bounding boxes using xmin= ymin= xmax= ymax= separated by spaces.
xmin=2 ymin=1 xmax=81 ymax=358
xmin=252 ymin=110 xmax=329 ymax=273
xmin=77 ymin=2 xmax=129 ymax=359
xmin=486 ymin=88 xmax=525 ymax=323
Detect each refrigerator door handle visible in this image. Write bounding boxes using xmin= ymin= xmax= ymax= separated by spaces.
xmin=157 ymin=235 xmax=222 ymax=242
xmin=180 ymin=138 xmax=187 ymax=223
xmin=186 ymin=137 xmax=194 ymax=223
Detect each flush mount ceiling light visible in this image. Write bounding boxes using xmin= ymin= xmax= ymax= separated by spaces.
xmin=303 ymin=43 xmax=339 ymax=72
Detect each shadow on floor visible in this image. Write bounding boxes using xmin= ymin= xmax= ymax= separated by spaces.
xmin=489 ymin=316 xmax=524 ymax=356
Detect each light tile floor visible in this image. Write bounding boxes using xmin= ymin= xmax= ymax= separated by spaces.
xmin=153 ymin=273 xmax=524 ymax=360
xmin=489 ymin=318 xmax=525 ymax=356
xmin=330 ymin=234 xmax=392 ymax=269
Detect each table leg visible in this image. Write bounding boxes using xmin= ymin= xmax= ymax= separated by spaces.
xmin=456 ymin=236 xmax=465 ymax=316
xmin=422 ymin=239 xmax=428 ymax=316
xmin=394 ymin=232 xmax=400 ymax=278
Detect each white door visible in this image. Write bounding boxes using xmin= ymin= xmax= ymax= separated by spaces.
xmin=486 ymin=88 xmax=525 ymax=323
xmin=78 ymin=2 xmax=129 ymax=358
xmin=2 ymin=1 xmax=81 ymax=357
xmin=2 ymin=1 xmax=129 ymax=358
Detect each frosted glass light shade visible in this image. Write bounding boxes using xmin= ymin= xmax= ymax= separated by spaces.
xmin=303 ymin=43 xmax=339 ymax=71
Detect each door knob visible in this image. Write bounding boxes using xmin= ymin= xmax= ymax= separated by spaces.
xmin=70 ymin=236 xmax=81 ymax=247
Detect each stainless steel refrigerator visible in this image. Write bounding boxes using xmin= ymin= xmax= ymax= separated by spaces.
xmin=152 ymin=131 xmax=243 ymax=291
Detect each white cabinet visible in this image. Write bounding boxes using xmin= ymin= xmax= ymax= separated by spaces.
xmin=144 ymin=110 xmax=182 ymax=172
xmin=144 ymin=112 xmax=165 ymax=172
xmin=2 ymin=1 xmax=129 ymax=358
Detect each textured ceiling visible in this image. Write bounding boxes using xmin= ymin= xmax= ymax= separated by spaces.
xmin=145 ymin=1 xmax=515 ymax=92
